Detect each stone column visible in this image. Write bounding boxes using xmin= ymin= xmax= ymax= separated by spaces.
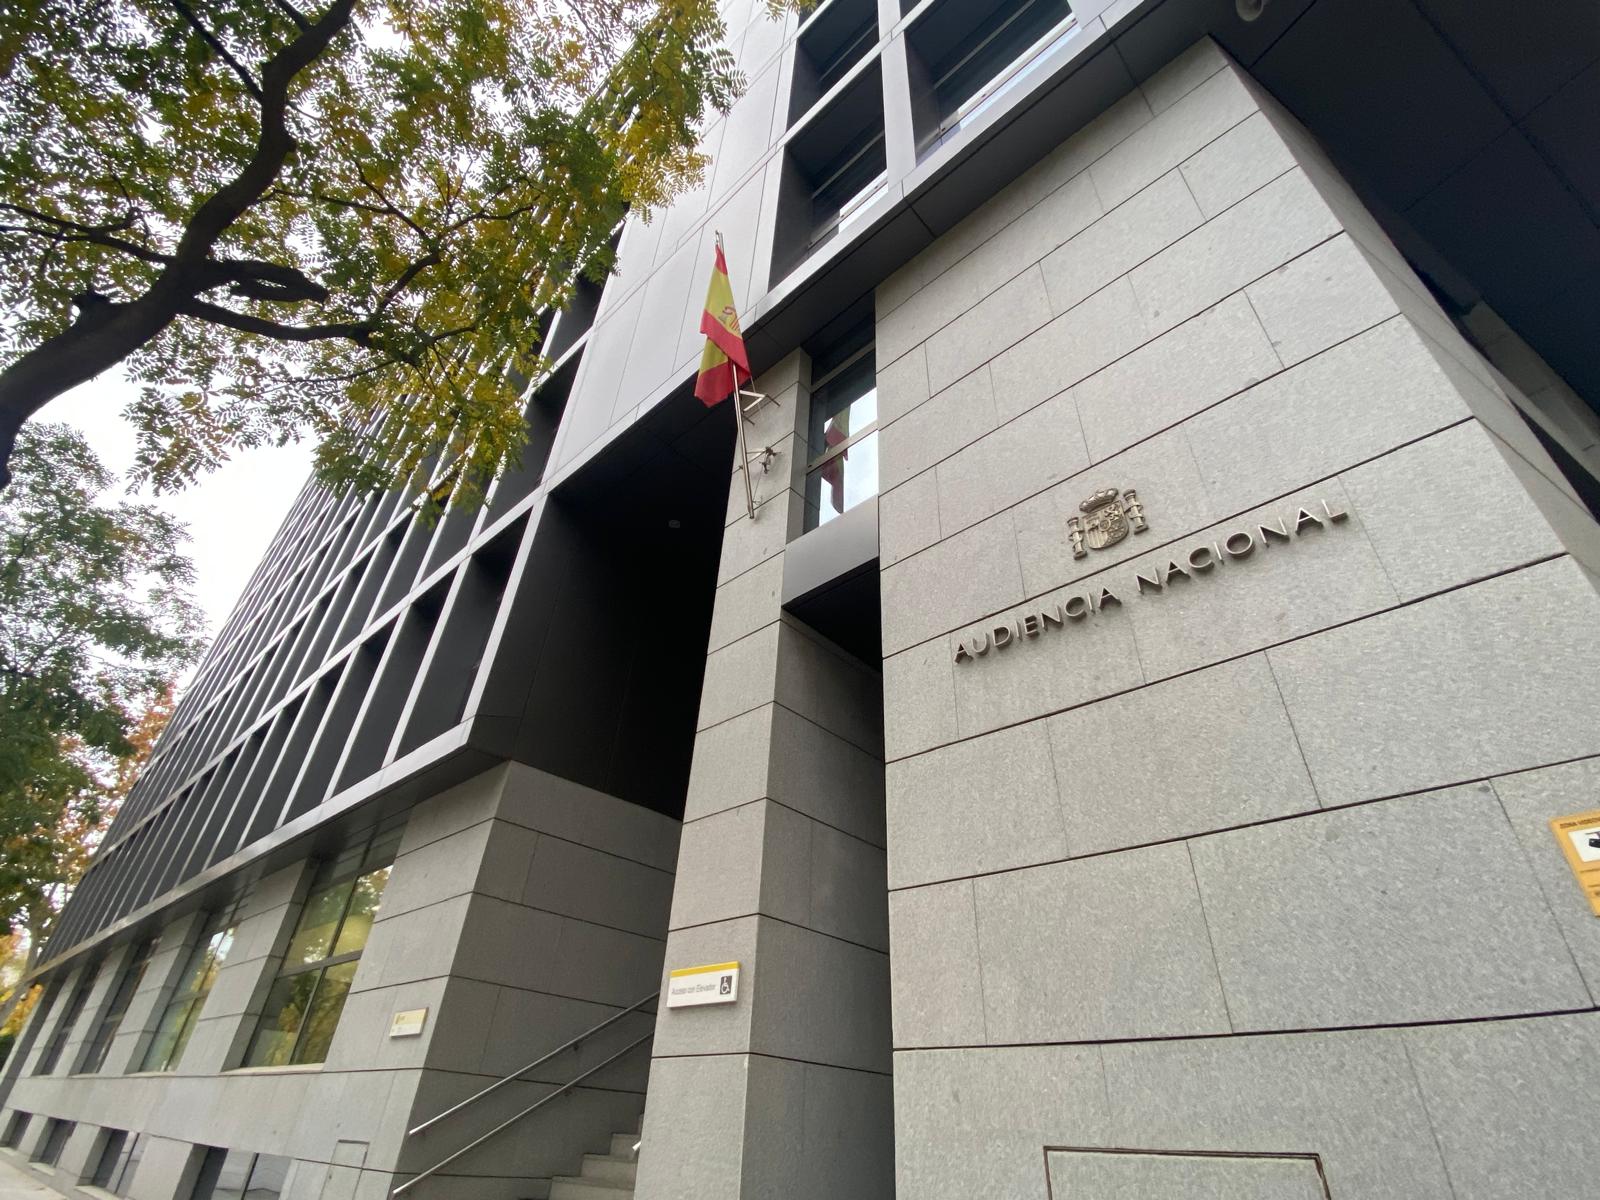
xmin=634 ymin=357 xmax=894 ymax=1200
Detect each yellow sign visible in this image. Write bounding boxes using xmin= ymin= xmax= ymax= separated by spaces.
xmin=1550 ymin=809 xmax=1600 ymax=917
xmin=667 ymin=961 xmax=740 ymax=1008
xmin=389 ymin=1007 xmax=428 ymax=1038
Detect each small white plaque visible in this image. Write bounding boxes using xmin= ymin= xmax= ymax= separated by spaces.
xmin=389 ymin=1007 xmax=428 ymax=1038
xmin=666 ymin=961 xmax=740 ymax=1008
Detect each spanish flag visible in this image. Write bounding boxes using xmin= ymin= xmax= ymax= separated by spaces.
xmin=694 ymin=242 xmax=751 ymax=407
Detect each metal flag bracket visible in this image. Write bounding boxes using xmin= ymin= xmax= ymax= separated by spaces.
xmin=734 ymin=379 xmax=780 ymax=519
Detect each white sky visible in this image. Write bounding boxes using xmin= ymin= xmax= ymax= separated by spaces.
xmin=45 ymin=368 xmax=316 ymax=678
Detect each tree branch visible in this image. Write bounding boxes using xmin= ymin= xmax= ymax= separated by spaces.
xmin=177 ymin=298 xmax=373 ymax=344
xmin=0 ymin=203 xmax=170 ymax=264
xmin=165 ymin=0 xmax=265 ymax=101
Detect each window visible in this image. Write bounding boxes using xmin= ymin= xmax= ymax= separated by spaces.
xmin=89 ymin=1130 xmax=143 ymax=1196
xmin=242 ymin=833 xmax=396 ymax=1067
xmin=907 ymin=0 xmax=1078 ymax=153
xmin=789 ymin=0 xmax=879 ymax=123
xmin=140 ymin=910 xmax=238 ymax=1072
xmin=190 ymin=1147 xmax=291 ymax=1200
xmin=35 ymin=964 xmax=98 ymax=1075
xmin=32 ymin=1118 xmax=73 ymax=1167
xmin=804 ymin=341 xmax=879 ymax=530
xmin=78 ymin=940 xmax=156 ymax=1074
xmin=2 ymin=1111 xmax=29 ymax=1149
xmin=773 ymin=62 xmax=887 ymax=279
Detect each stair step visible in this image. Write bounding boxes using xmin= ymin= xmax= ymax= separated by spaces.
xmin=550 ymin=1176 xmax=633 ymax=1200
xmin=608 ymin=1133 xmax=640 ymax=1159
xmin=580 ymin=1155 xmax=638 ymax=1185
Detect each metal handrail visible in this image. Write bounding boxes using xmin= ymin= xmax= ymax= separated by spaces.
xmin=407 ymin=990 xmax=658 ymax=1137
xmin=392 ymin=1031 xmax=654 ymax=1196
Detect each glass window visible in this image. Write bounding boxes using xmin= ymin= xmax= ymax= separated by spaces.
xmin=79 ymin=939 xmax=157 ymax=1074
xmin=32 ymin=1117 xmax=74 ymax=1166
xmin=804 ymin=347 xmax=879 ymax=530
xmin=89 ymin=1129 xmax=142 ymax=1195
xmin=140 ymin=911 xmax=238 ymax=1072
xmin=2 ymin=1111 xmax=30 ymax=1149
xmin=35 ymin=963 xmax=99 ymax=1075
xmin=190 ymin=1149 xmax=291 ymax=1200
xmin=242 ymin=860 xmax=390 ymax=1068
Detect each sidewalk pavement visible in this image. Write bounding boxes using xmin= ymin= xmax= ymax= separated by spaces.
xmin=0 ymin=1154 xmax=65 ymax=1199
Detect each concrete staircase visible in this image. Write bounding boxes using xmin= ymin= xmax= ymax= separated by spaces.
xmin=549 ymin=1129 xmax=640 ymax=1199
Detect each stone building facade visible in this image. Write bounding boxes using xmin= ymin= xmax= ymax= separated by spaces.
xmin=4 ymin=1 xmax=1599 ymax=1198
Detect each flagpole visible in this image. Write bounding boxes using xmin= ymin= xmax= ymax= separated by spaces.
xmin=734 ymin=360 xmax=756 ymax=521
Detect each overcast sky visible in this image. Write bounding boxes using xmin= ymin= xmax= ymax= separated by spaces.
xmin=45 ymin=369 xmax=316 ymax=674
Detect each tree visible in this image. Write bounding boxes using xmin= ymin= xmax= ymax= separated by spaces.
xmin=0 ymin=424 xmax=203 ymax=956
xmin=0 ymin=0 xmax=802 ymax=499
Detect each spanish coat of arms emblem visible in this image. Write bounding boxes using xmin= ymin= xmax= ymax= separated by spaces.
xmin=1067 ymin=487 xmax=1149 ymax=559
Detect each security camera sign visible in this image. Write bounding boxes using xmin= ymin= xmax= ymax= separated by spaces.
xmin=667 ymin=961 xmax=740 ymax=1008
xmin=1550 ymin=810 xmax=1600 ymax=917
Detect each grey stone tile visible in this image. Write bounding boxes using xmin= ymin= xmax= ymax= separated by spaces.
xmin=634 ymin=1054 xmax=748 ymax=1200
xmin=1012 ymin=425 xmax=1220 ymax=598
xmin=879 ymin=367 xmax=999 ymax=493
xmin=888 ymin=880 xmax=985 ymax=1048
xmin=1483 ymin=425 xmax=1600 ymax=577
xmin=974 ymin=842 xmax=1230 ymax=1041
xmin=948 ymin=573 xmax=1146 ymax=739
xmin=1092 ymin=64 xmax=1258 ymax=208
xmin=1128 ymin=169 xmax=1341 ymax=334
xmin=650 ymin=918 xmax=759 ymax=1058
xmin=1047 ymin=1149 xmax=1326 ymax=1199
xmin=1343 ymin=421 xmax=1567 ymax=601
xmin=1245 ymin=233 xmax=1401 ymax=367
xmin=715 ymin=487 xmax=798 ymax=586
xmin=991 ymin=278 xmax=1154 ymax=424
xmin=523 ymin=834 xmax=673 ymax=940
xmin=924 ymin=266 xmax=1053 ymax=395
xmin=500 ymin=764 xmax=681 ymax=871
xmin=802 ymin=816 xmax=888 ymax=951
xmin=1489 ymin=757 xmax=1600 ymax=1001
xmin=1072 ymin=293 xmax=1281 ymax=462
xmin=772 ymin=620 xmax=883 ymax=756
xmin=885 ymin=721 xmax=1067 ymax=888
xmin=1404 ymin=1013 xmax=1600 ymax=1200
xmin=1138 ymin=37 xmax=1228 ymax=116
xmin=768 ymin=705 xmax=886 ymax=846
xmin=887 ymin=173 xmax=1104 ymax=375
xmin=696 ymin=622 xmax=780 ymax=731
xmin=1119 ymin=479 xmax=1397 ymax=679
xmin=685 ymin=705 xmax=772 ymax=823
xmin=1267 ymin=557 xmax=1600 ymax=804
xmin=750 ymin=917 xmax=890 ymax=1074
xmin=934 ymin=393 xmax=1090 ymax=536
xmin=672 ymin=803 xmax=764 ymax=934
xmin=1040 ymin=172 xmax=1204 ymax=319
xmin=877 ymin=88 xmax=1152 ymax=324
xmin=880 ymin=509 xmax=1025 ymax=656
xmin=1048 ymin=654 xmax=1318 ymax=855
xmin=894 ymin=1044 xmax=1107 ymax=1198
xmin=875 ymin=344 xmax=930 ymax=427
xmin=880 ymin=468 xmax=941 ymax=567
xmin=793 ymin=1062 xmax=895 ymax=1200
xmin=882 ymin=640 xmax=958 ymax=762
xmin=1192 ymin=783 xmax=1590 ymax=1030
xmin=706 ymin=553 xmax=782 ymax=652
xmin=1178 ymin=110 xmax=1296 ymax=218
xmin=1185 ymin=318 xmax=1473 ymax=518
xmin=1103 ymin=1028 xmax=1454 ymax=1199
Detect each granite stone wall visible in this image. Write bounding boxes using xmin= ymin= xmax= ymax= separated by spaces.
xmin=877 ymin=38 xmax=1600 ymax=1200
